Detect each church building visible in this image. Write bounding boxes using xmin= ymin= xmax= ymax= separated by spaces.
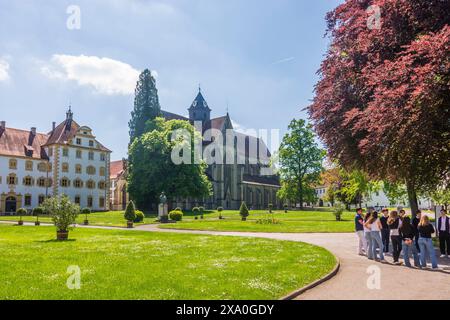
xmin=0 ymin=108 xmax=111 ymax=213
xmin=111 ymin=89 xmax=281 ymax=211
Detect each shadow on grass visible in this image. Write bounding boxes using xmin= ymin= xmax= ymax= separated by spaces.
xmin=34 ymin=239 xmax=77 ymax=243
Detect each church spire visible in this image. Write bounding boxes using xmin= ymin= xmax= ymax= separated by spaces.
xmin=66 ymin=105 xmax=73 ymax=120
xmin=188 ymin=86 xmax=211 ymax=122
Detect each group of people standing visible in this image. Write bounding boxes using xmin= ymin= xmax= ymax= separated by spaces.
xmin=355 ymin=207 xmax=450 ymax=269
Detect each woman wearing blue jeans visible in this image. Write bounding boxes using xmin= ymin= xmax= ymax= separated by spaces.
xmin=399 ymin=217 xmax=420 ymax=267
xmin=417 ymin=215 xmax=438 ymax=269
xmin=365 ymin=212 xmax=384 ymax=261
xmin=364 ymin=212 xmax=374 ymax=260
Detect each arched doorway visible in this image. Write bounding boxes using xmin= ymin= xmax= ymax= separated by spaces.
xmin=5 ymin=196 xmax=17 ymax=213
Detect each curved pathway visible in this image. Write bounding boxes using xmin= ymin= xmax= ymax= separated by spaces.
xmin=2 ymin=221 xmax=449 ymax=299
xmin=134 ymin=225 xmax=450 ymax=300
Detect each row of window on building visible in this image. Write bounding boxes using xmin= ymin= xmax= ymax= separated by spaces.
xmin=21 ymin=194 xmax=105 ymax=208
xmin=0 ymin=175 xmax=107 ymax=189
xmin=8 ymin=159 xmax=106 ymax=176
xmin=57 ymin=148 xmax=106 ymax=161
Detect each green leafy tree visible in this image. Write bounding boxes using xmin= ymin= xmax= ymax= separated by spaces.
xmin=42 ymin=196 xmax=79 ymax=234
xmin=382 ymin=181 xmax=408 ymax=206
xmin=128 ymin=118 xmax=212 ymax=210
xmin=335 ymin=169 xmax=381 ymax=208
xmin=429 ymin=188 xmax=450 ymax=209
xmin=128 ymin=69 xmax=161 ymax=144
xmin=278 ymin=119 xmax=325 ymax=209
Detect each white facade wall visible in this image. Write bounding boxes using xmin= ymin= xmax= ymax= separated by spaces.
xmin=1 ymin=131 xmax=110 ymax=213
xmin=49 ymin=133 xmax=110 ymax=211
xmin=0 ymin=156 xmax=52 ymax=210
xmin=315 ymin=186 xmax=433 ymax=209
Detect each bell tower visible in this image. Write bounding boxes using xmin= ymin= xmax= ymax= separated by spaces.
xmin=188 ymin=86 xmax=211 ymax=122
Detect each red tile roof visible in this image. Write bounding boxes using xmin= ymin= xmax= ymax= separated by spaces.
xmin=44 ymin=119 xmax=111 ymax=152
xmin=110 ymin=159 xmax=126 ymax=179
xmin=0 ymin=116 xmax=111 ymax=159
xmin=45 ymin=119 xmax=79 ymax=146
xmin=0 ymin=127 xmax=49 ymax=159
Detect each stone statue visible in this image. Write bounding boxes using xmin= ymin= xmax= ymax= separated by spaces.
xmin=158 ymin=192 xmax=168 ymax=223
xmin=159 ymin=192 xmax=167 ymax=204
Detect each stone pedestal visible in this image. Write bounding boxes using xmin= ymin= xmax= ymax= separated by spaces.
xmin=158 ymin=203 xmax=168 ymax=223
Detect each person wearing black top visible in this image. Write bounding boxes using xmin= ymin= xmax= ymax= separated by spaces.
xmin=399 ymin=217 xmax=420 ymax=267
xmin=411 ymin=210 xmax=421 ymax=253
xmin=437 ymin=209 xmax=450 ymax=258
xmin=380 ymin=209 xmax=390 ymax=253
xmin=388 ymin=211 xmax=402 ymax=264
xmin=417 ymin=215 xmax=438 ymax=269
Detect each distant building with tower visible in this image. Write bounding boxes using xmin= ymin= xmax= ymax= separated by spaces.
xmin=111 ymin=88 xmax=281 ymax=211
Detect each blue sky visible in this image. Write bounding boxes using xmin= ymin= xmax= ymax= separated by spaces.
xmin=0 ymin=0 xmax=341 ymax=160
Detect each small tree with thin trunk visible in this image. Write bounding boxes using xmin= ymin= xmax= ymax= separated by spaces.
xmin=42 ymin=196 xmax=79 ymax=240
xmin=278 ymin=119 xmax=325 ymax=209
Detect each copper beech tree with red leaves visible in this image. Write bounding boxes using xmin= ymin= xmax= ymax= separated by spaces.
xmin=309 ymin=0 xmax=450 ymax=216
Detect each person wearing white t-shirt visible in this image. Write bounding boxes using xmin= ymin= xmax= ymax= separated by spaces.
xmin=365 ymin=212 xmax=385 ymax=261
xmin=437 ymin=209 xmax=450 ymax=258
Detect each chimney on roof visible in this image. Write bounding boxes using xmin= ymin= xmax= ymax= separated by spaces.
xmin=52 ymin=121 xmax=56 ymax=131
xmin=0 ymin=121 xmax=5 ymax=130
xmin=31 ymin=127 xmax=36 ymax=135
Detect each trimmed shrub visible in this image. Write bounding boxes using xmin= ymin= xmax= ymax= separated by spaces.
xmin=217 ymin=206 xmax=224 ymax=219
xmin=332 ymin=204 xmax=345 ymax=221
xmin=32 ymin=207 xmax=44 ymax=216
xmin=169 ymin=210 xmax=183 ymax=221
xmin=17 ymin=208 xmax=27 ymax=216
xmin=81 ymin=207 xmax=91 ymax=214
xmin=134 ymin=210 xmax=145 ymax=223
xmin=239 ymin=202 xmax=249 ymax=221
xmin=124 ymin=201 xmax=137 ymax=222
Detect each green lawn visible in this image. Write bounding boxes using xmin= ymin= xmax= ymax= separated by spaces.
xmin=160 ymin=209 xmax=356 ymax=233
xmin=0 ymin=225 xmax=336 ymax=300
xmin=0 ymin=211 xmax=157 ymax=227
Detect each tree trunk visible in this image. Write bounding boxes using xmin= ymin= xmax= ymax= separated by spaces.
xmin=406 ymin=180 xmax=419 ymax=218
xmin=297 ymin=178 xmax=303 ymax=210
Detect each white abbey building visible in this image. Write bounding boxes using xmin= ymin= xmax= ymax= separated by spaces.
xmin=0 ymin=108 xmax=111 ymax=213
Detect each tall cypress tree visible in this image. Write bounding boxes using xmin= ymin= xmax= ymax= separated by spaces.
xmin=128 ymin=69 xmax=161 ymax=144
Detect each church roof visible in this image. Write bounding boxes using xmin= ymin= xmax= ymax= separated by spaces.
xmin=161 ymin=110 xmax=189 ymax=121
xmin=242 ymin=174 xmax=280 ymax=187
xmin=110 ymin=159 xmax=126 ymax=179
xmin=189 ymin=91 xmax=211 ymax=110
xmin=0 ymin=126 xmax=49 ymax=159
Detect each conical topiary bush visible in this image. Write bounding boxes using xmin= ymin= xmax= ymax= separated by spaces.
xmin=124 ymin=200 xmax=137 ymax=228
xmin=239 ymin=202 xmax=249 ymax=221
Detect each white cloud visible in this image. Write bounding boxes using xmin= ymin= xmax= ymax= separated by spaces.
xmin=40 ymin=54 xmax=154 ymax=95
xmin=0 ymin=58 xmax=10 ymax=81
